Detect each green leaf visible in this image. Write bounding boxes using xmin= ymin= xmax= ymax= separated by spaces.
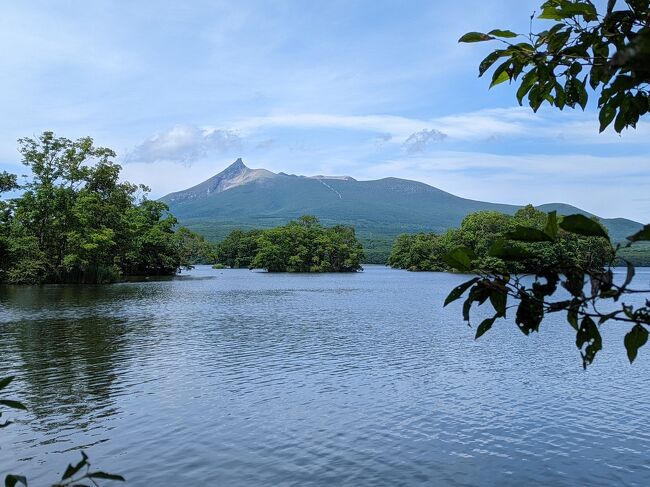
xmin=567 ymin=2 xmax=597 ymax=20
xmin=559 ymin=214 xmax=609 ymax=238
xmin=462 ymin=298 xmax=472 ymax=321
xmin=475 ymin=316 xmax=497 ymax=339
xmin=576 ymin=78 xmax=588 ymax=109
xmin=443 ymin=247 xmax=476 ymax=272
xmin=479 ymin=50 xmax=506 ymax=77
xmin=562 ymin=269 xmax=586 ymax=298
xmin=489 ymin=288 xmax=507 ymax=317
xmin=576 ymin=316 xmax=602 ymax=369
xmin=529 ymin=83 xmax=545 ymax=112
xmin=623 ymin=260 xmax=635 ymax=289
xmin=554 ymin=82 xmax=566 ymax=109
xmin=568 ymin=61 xmax=582 ymax=76
xmin=459 ymin=32 xmax=494 ymax=43
xmin=488 ymin=240 xmax=533 ymax=260
xmin=4 ymin=475 xmax=27 ymax=487
xmin=515 ymin=295 xmax=544 ymax=335
xmin=533 ymin=272 xmax=559 ymax=298
xmin=87 ymin=472 xmax=126 ymax=482
xmin=599 ymin=103 xmax=617 ymax=132
xmin=504 ymin=226 xmax=554 ymax=242
xmin=567 ymin=306 xmax=579 ymax=330
xmin=516 ymin=70 xmax=538 ymax=105
xmin=62 ymin=452 xmax=88 ymax=480
xmin=614 ymin=110 xmax=626 ymax=133
xmin=462 ymin=283 xmax=491 ymax=322
xmin=539 ymin=6 xmax=563 ymax=20
xmin=544 ymin=211 xmax=558 ymax=239
xmin=548 ymin=28 xmax=572 ymax=53
xmin=444 ymin=277 xmax=480 ymax=306
xmin=589 ymin=269 xmax=613 ymax=296
xmin=0 ymin=377 xmax=14 ymax=391
xmin=487 ymin=29 xmax=518 ymax=38
xmin=627 ymin=224 xmax=650 ymax=242
xmin=624 ymin=325 xmax=648 ymax=364
xmin=0 ymin=400 xmax=26 ymax=411
xmin=490 ymin=69 xmax=510 ymax=88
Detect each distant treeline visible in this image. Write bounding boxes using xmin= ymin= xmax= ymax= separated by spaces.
xmin=0 ymin=132 xmax=216 ymax=284
xmin=388 ymin=205 xmax=614 ymax=272
xmin=618 ymin=242 xmax=650 ymax=267
xmin=215 ymin=216 xmax=364 ymax=272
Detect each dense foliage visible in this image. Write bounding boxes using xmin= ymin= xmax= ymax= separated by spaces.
xmin=215 ymin=216 xmax=364 ymax=272
xmin=460 ymin=0 xmax=650 ymax=132
xmin=455 ymin=0 xmax=650 ymax=368
xmin=389 ymin=205 xmax=613 ymax=272
xmin=0 ymin=132 xmax=215 ymax=284
xmin=444 ymin=212 xmax=650 ymax=368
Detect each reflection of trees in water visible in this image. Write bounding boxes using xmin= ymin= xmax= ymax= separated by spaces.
xmin=8 ymin=317 xmax=128 ymax=431
xmin=0 ymin=283 xmax=168 ymax=433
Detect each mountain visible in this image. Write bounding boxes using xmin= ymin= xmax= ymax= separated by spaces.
xmin=161 ymin=159 xmax=643 ymax=262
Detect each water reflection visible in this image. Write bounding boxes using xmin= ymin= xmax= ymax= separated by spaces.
xmin=0 ymin=283 xmax=174 ymax=437
xmin=0 ymin=267 xmax=649 ymax=486
xmin=3 ymin=317 xmax=126 ymax=431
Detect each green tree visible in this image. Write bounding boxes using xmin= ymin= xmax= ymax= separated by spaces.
xmin=216 ymin=216 xmax=364 ymax=272
xmin=0 ymin=171 xmax=19 ymax=279
xmin=175 ymin=226 xmax=218 ymax=266
xmin=460 ymin=0 xmax=650 ymax=132
xmin=450 ymin=1 xmax=650 ymax=367
xmin=389 ymin=205 xmax=613 ymax=274
xmin=214 ymin=229 xmax=263 ymax=268
xmin=0 ymin=132 xmax=212 ymax=283
xmin=388 ymin=231 xmax=458 ymax=271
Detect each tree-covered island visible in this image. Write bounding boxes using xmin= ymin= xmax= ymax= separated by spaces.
xmin=214 ymin=216 xmax=364 ymax=272
xmin=388 ymin=205 xmax=613 ymax=272
xmin=0 ymin=132 xmax=216 ymax=284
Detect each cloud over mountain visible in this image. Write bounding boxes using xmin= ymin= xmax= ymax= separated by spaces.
xmin=127 ymin=125 xmax=242 ymax=164
xmin=402 ymin=128 xmax=447 ymax=154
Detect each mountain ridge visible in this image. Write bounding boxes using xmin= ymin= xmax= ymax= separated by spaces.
xmin=160 ymin=159 xmax=643 ymax=260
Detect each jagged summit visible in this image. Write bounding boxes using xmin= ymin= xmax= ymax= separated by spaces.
xmin=227 ymin=157 xmax=246 ymax=172
xmin=164 ymin=158 xmax=276 ymax=202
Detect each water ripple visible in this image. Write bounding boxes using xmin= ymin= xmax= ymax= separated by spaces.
xmin=1 ymin=266 xmax=649 ymax=486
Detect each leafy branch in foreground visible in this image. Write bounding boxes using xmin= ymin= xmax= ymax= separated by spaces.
xmin=460 ymin=0 xmax=650 ymax=132
xmin=1 ymin=376 xmax=124 ymax=487
xmin=444 ymin=211 xmax=650 ymax=368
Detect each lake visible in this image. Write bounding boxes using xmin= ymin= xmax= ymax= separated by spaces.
xmin=1 ymin=265 xmax=649 ymax=486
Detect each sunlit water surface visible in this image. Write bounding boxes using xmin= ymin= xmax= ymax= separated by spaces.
xmin=1 ymin=265 xmax=650 ymax=486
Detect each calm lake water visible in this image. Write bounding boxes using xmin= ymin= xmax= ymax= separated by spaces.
xmin=1 ymin=265 xmax=650 ymax=486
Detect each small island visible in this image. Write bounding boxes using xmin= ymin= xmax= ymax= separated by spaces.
xmin=214 ymin=216 xmax=364 ymax=272
xmin=388 ymin=205 xmax=613 ymax=272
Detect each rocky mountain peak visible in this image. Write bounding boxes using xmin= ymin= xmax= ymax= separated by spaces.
xmin=221 ymin=157 xmax=248 ymax=176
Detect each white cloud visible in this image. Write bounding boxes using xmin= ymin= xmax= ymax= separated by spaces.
xmin=228 ymin=107 xmax=650 ymax=145
xmin=363 ymin=151 xmax=650 ymax=221
xmin=126 ymin=125 xmax=242 ymax=164
xmin=402 ymin=129 xmax=448 ymax=154
xmin=230 ymin=113 xmax=428 ymax=140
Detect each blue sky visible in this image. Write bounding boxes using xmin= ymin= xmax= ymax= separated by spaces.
xmin=1 ymin=0 xmax=648 ymax=221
